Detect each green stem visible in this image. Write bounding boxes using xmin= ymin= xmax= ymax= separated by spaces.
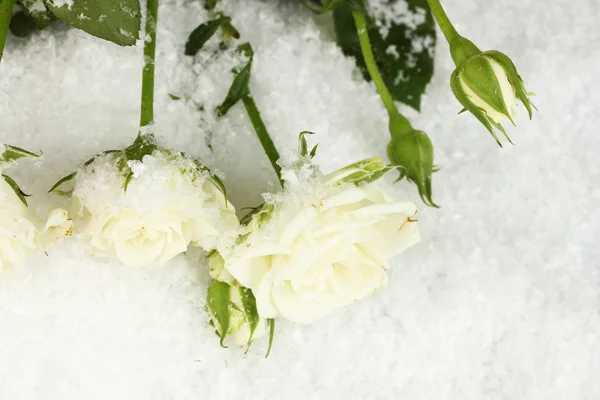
xmin=242 ymin=94 xmax=282 ymax=186
xmin=0 ymin=0 xmax=14 ymax=64
xmin=352 ymin=11 xmax=412 ymax=136
xmin=352 ymin=11 xmax=395 ymax=117
xmin=426 ymin=0 xmax=459 ymax=44
xmin=139 ymin=0 xmax=159 ymax=130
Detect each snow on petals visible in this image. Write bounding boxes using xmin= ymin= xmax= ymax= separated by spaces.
xmin=71 ymin=150 xmax=239 ymax=267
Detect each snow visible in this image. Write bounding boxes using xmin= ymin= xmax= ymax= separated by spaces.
xmin=1 ymin=0 xmax=599 ymax=398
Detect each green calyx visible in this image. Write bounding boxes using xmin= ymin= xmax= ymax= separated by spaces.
xmin=298 ymin=131 xmax=319 ymax=159
xmin=2 ymin=174 xmax=31 ymax=206
xmin=450 ymin=67 xmax=505 ymax=146
xmin=387 ymin=130 xmax=438 ymax=208
xmin=0 ymin=144 xmax=40 ymax=206
xmin=206 ymin=280 xmax=261 ymax=350
xmin=484 ymin=50 xmax=535 ymax=120
xmin=461 ymin=54 xmax=515 ymax=119
xmin=49 ymin=133 xmax=225 ymax=200
xmin=325 ymin=157 xmax=392 ymax=187
xmin=0 ymin=144 xmax=40 ymax=164
xmin=240 ymin=202 xmax=274 ymax=228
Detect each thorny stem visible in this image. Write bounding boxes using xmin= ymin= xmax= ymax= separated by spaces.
xmin=242 ymin=94 xmax=283 ymax=187
xmin=0 ymin=0 xmax=14 ymax=64
xmin=352 ymin=11 xmax=412 ymax=136
xmin=140 ymin=0 xmax=159 ymax=130
xmin=426 ymin=0 xmax=460 ymax=44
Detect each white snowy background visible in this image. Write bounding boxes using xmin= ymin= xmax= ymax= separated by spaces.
xmin=1 ymin=0 xmax=599 ymax=398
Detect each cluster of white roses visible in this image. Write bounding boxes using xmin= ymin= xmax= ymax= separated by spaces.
xmin=1 ymin=135 xmax=421 ymax=352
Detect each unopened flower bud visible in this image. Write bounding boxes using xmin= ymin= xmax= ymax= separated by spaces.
xmin=450 ymin=49 xmax=534 ymax=146
xmin=387 ymin=130 xmax=437 ymax=208
xmin=206 ymin=280 xmax=265 ymax=348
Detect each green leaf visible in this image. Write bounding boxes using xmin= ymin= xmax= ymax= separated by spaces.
xmin=47 ymin=0 xmax=141 ymax=46
xmin=239 ymin=287 xmax=260 ymax=344
xmin=122 ymin=133 xmax=158 ymax=163
xmin=217 ymin=61 xmax=252 ymax=116
xmin=333 ymin=0 xmax=436 ymax=111
xmin=0 ymin=0 xmax=15 ymax=63
xmin=112 ymin=134 xmax=157 ymax=191
xmin=185 ymin=16 xmax=229 ymax=56
xmin=0 ymin=144 xmax=40 ymax=163
xmin=219 ymin=16 xmax=239 ymax=40
xmin=2 ymin=174 xmax=30 ymax=206
xmin=207 ymin=281 xmax=232 ymax=347
xmin=265 ymin=318 xmax=275 ymax=358
xmin=48 ymin=172 xmax=76 ymax=194
xmin=237 ymin=42 xmax=254 ymax=58
xmin=216 ymin=43 xmax=255 ymax=117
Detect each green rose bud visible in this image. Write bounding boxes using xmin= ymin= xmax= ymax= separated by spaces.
xmin=450 ymin=49 xmax=535 ymax=146
xmin=206 ymin=280 xmax=264 ymax=348
xmin=387 ymin=130 xmax=438 ymax=208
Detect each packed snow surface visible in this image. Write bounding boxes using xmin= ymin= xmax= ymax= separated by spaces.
xmin=1 ymin=0 xmax=599 ymax=398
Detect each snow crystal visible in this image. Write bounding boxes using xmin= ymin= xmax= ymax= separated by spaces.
xmin=119 ymin=28 xmax=135 ymax=40
xmin=0 ymin=0 xmax=599 ymax=398
xmin=49 ymin=0 xmax=74 ymax=9
xmin=74 ymin=151 xmax=211 ymax=215
xmin=368 ymin=0 xmax=427 ymax=37
xmin=24 ymin=0 xmax=47 ymax=14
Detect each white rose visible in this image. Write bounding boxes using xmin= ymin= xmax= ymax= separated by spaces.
xmin=71 ymin=151 xmax=239 ymax=267
xmin=223 ymin=168 xmax=420 ymax=324
xmin=0 ymin=178 xmax=72 ymax=272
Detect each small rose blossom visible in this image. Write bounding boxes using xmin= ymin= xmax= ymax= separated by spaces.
xmin=71 ymin=151 xmax=239 ymax=267
xmin=222 ymin=161 xmax=420 ymax=324
xmin=0 ymin=178 xmax=72 ymax=271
